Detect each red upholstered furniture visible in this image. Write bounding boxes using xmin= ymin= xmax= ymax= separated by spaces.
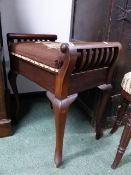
xmin=111 ymin=72 xmax=131 ymax=169
xmin=7 ymin=33 xmax=121 ymax=167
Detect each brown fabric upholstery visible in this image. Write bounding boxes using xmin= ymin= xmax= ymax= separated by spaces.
xmin=10 ymin=41 xmax=65 ymax=69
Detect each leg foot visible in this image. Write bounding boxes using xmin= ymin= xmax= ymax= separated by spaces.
xmin=96 ymin=132 xmax=103 ymax=140
xmin=111 ymin=149 xmax=124 ymax=169
xmin=55 ymin=150 xmax=62 ymax=168
xmin=0 ymin=119 xmax=13 ymax=137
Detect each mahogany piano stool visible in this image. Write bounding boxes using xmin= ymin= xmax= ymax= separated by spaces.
xmin=7 ymin=33 xmax=121 ymax=167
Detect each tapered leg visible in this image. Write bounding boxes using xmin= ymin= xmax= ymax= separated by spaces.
xmin=111 ymin=108 xmax=131 ymax=169
xmin=95 ymin=84 xmax=112 ymax=139
xmin=47 ymin=91 xmax=78 ymax=167
xmin=53 ymin=104 xmax=68 ymax=167
xmin=8 ymin=70 xmax=20 ymax=120
xmin=110 ymin=98 xmax=129 ymax=134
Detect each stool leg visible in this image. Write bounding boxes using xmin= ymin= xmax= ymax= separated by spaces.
xmin=95 ymin=84 xmax=112 ymax=139
xmin=46 ymin=91 xmax=78 ymax=167
xmin=110 ymin=98 xmax=129 ymax=134
xmin=8 ymin=70 xmax=20 ymax=121
xmin=111 ymin=108 xmax=131 ymax=169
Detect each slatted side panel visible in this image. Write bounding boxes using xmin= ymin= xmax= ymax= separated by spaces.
xmin=74 ymin=47 xmax=119 ymax=73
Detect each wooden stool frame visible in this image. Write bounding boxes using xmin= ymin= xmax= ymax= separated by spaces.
xmin=7 ymin=33 xmax=121 ymax=167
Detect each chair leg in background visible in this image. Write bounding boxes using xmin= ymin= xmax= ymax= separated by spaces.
xmin=111 ymin=108 xmax=131 ymax=169
xmin=110 ymin=98 xmax=129 ymax=134
xmin=95 ymin=84 xmax=112 ymax=139
xmin=8 ymin=70 xmax=20 ymax=121
xmin=46 ymin=91 xmax=78 ymax=167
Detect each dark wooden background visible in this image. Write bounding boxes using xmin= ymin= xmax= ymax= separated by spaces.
xmin=70 ymin=0 xmax=131 ymax=126
xmin=71 ymin=0 xmax=131 ymax=93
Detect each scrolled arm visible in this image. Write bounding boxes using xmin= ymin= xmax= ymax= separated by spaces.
xmin=56 ymin=41 xmax=122 ymax=98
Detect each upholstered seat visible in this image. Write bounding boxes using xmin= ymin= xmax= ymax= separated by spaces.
xmin=121 ymin=72 xmax=131 ymax=95
xmin=10 ymin=41 xmax=66 ymax=73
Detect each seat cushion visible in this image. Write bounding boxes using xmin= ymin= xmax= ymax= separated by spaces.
xmin=10 ymin=41 xmax=66 ymax=73
xmin=121 ymin=72 xmax=131 ymax=94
